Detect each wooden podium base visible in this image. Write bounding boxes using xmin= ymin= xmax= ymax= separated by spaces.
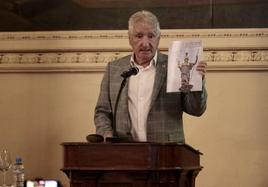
xmin=62 ymin=142 xmax=202 ymax=187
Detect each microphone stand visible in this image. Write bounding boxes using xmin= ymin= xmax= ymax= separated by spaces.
xmin=105 ymin=77 xmax=129 ymax=143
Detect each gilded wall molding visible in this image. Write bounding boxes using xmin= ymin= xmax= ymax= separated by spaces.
xmin=0 ymin=29 xmax=267 ymax=72
xmin=0 ymin=29 xmax=267 ymax=41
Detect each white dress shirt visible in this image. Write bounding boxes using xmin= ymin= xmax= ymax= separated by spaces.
xmin=128 ymin=53 xmax=157 ymax=141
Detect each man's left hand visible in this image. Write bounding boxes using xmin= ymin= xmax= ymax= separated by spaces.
xmin=196 ymin=61 xmax=207 ymax=79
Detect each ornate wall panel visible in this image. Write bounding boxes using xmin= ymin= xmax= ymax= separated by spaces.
xmin=0 ymin=29 xmax=267 ymax=72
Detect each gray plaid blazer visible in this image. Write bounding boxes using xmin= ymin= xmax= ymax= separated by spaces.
xmin=94 ymin=52 xmax=207 ymax=143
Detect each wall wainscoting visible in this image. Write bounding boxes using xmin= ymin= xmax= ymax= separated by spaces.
xmin=0 ymin=29 xmax=267 ymax=72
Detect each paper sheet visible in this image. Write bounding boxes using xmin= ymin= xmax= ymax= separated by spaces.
xmin=167 ymin=40 xmax=203 ymax=93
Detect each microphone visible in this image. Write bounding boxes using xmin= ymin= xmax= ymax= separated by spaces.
xmin=121 ymin=67 xmax=139 ymax=78
xmin=106 ymin=67 xmax=139 ymax=143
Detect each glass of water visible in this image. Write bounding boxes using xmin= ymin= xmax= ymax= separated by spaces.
xmin=0 ymin=150 xmax=12 ymax=187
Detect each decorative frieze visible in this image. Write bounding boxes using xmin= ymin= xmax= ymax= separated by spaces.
xmin=0 ymin=29 xmax=267 ymax=41
xmin=0 ymin=52 xmax=129 ymax=64
xmin=0 ymin=29 xmax=267 ymax=72
xmin=205 ymin=50 xmax=268 ymax=62
xmin=1 ymin=50 xmax=267 ymax=64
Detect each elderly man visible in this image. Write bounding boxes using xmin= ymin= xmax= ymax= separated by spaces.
xmin=94 ymin=10 xmax=207 ymax=143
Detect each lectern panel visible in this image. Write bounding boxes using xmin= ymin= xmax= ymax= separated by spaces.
xmin=63 ymin=143 xmax=152 ymax=169
xmin=62 ymin=142 xmax=202 ymax=187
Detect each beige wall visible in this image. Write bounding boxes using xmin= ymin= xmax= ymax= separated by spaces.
xmin=0 ymin=29 xmax=267 ymax=187
xmin=0 ymin=73 xmax=101 ymax=186
xmin=185 ymin=71 xmax=268 ymax=187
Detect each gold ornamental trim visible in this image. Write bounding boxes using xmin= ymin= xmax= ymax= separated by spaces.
xmin=0 ymin=29 xmax=267 ymax=72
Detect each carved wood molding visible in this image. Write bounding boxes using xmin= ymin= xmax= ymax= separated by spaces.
xmin=0 ymin=29 xmax=267 ymax=72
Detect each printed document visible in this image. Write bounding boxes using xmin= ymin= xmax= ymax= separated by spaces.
xmin=167 ymin=40 xmax=203 ymax=93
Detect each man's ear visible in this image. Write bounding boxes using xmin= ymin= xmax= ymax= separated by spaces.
xmin=128 ymin=33 xmax=133 ymax=47
xmin=128 ymin=31 xmax=131 ymax=44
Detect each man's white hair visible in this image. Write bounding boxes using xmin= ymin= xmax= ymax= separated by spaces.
xmin=128 ymin=10 xmax=160 ymax=37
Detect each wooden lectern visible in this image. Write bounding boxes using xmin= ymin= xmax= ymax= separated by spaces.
xmin=62 ymin=142 xmax=202 ymax=187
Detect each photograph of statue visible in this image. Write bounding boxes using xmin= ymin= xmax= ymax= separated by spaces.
xmin=178 ymin=51 xmax=198 ymax=92
xmin=167 ymin=40 xmax=203 ymax=93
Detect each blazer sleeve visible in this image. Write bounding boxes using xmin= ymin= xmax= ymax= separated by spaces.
xmin=182 ymin=79 xmax=207 ymax=116
xmin=94 ymin=64 xmax=113 ymax=135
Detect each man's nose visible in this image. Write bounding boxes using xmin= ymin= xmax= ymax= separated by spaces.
xmin=141 ymin=37 xmax=150 ymax=47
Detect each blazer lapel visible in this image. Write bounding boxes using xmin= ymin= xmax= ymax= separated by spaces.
xmin=150 ymin=53 xmax=168 ymax=109
xmin=118 ymin=61 xmax=132 ymax=106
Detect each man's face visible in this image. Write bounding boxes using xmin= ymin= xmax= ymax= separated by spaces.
xmin=128 ymin=22 xmax=160 ymax=67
